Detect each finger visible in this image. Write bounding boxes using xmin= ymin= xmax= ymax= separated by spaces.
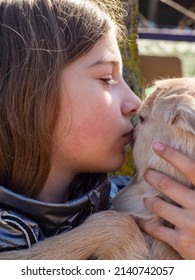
xmin=145 ymin=169 xmax=195 ymax=209
xmin=137 ymin=218 xmax=177 ymax=251
xmin=144 ymin=196 xmax=188 ymax=228
xmin=152 ymin=142 xmax=195 ymax=185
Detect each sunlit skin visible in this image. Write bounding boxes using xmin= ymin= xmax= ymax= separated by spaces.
xmin=38 ymin=27 xmax=141 ymax=203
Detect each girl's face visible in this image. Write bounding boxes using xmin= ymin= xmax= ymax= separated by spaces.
xmin=52 ymin=27 xmax=141 ymax=178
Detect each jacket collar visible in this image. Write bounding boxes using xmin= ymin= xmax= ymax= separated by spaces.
xmin=0 ymin=173 xmax=111 ymax=236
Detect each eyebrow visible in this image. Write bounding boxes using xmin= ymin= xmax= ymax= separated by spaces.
xmin=88 ymin=57 xmax=120 ymax=68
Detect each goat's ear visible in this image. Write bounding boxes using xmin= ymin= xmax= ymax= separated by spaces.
xmin=171 ymin=98 xmax=195 ymax=134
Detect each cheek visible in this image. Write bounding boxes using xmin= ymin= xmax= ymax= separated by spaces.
xmin=74 ymin=94 xmax=120 ymax=140
xmin=53 ymin=104 xmax=72 ymax=145
xmin=74 ymin=110 xmax=115 ymax=146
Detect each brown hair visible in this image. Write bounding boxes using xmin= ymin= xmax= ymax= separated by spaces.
xmin=0 ymin=0 xmax=126 ymax=198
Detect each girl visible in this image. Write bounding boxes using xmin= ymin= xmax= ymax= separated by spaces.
xmin=0 ymin=0 xmax=194 ymax=259
xmin=0 ymin=0 xmax=144 ymax=259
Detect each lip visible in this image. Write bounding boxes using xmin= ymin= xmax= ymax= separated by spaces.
xmin=123 ymin=131 xmax=133 ymax=145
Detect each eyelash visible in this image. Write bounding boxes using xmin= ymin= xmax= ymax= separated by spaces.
xmin=139 ymin=115 xmax=145 ymax=123
xmin=100 ymin=78 xmax=117 ymax=86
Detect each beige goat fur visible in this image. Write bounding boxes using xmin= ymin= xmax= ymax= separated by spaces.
xmin=0 ymin=211 xmax=149 ymax=259
xmin=112 ymin=77 xmax=195 ymax=259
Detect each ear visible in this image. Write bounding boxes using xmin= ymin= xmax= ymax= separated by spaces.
xmin=170 ymin=97 xmax=195 ymax=134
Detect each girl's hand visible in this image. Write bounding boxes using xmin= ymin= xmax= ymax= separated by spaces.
xmin=138 ymin=142 xmax=195 ymax=260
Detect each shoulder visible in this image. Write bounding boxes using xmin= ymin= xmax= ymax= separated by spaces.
xmin=0 ymin=208 xmax=44 ymax=252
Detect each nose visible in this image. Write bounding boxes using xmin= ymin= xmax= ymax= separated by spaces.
xmin=121 ymin=83 xmax=142 ymax=117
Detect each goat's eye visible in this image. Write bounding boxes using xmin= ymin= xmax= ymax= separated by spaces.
xmin=139 ymin=115 xmax=145 ymax=123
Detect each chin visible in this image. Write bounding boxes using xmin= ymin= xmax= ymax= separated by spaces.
xmin=106 ymin=155 xmax=126 ymax=173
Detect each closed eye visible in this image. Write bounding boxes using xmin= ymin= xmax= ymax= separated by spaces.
xmin=100 ymin=77 xmax=118 ymax=86
xmin=139 ymin=115 xmax=145 ymax=123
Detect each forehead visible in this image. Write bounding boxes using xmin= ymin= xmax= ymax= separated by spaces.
xmin=69 ymin=27 xmax=122 ymax=70
xmin=139 ymin=91 xmax=157 ymax=116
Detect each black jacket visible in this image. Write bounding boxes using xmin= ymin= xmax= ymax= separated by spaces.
xmin=0 ymin=173 xmax=111 ymax=252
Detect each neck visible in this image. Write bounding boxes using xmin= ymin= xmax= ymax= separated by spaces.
xmin=37 ymin=167 xmax=75 ymax=204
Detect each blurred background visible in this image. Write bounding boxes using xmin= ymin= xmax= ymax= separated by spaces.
xmin=138 ymin=0 xmax=195 ymax=87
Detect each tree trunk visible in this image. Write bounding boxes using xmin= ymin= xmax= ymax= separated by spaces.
xmin=115 ymin=0 xmax=143 ymax=176
xmin=122 ymin=0 xmax=143 ymax=98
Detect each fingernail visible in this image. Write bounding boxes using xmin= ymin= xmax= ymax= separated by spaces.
xmin=153 ymin=142 xmax=165 ymax=152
